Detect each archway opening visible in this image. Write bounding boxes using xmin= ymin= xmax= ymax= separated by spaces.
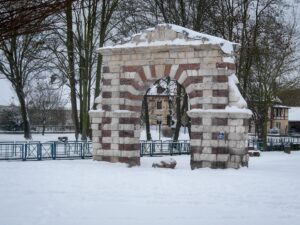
xmin=140 ymin=76 xmax=191 ymax=143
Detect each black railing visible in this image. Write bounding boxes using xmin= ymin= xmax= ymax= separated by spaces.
xmin=0 ymin=141 xmax=92 ymax=161
xmin=140 ymin=140 xmax=190 ymax=156
xmin=248 ymin=136 xmax=300 ymax=151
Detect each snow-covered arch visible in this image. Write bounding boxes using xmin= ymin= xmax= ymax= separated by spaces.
xmin=90 ymin=24 xmax=252 ymax=169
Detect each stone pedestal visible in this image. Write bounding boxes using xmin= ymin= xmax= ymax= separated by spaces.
xmin=188 ymin=110 xmax=251 ymax=169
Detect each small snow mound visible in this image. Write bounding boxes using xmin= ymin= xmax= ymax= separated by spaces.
xmin=152 ymin=158 xmax=177 ymax=169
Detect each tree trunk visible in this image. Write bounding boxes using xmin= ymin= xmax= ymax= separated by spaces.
xmin=173 ymin=84 xmax=182 ymax=141
xmin=66 ymin=2 xmax=80 ymax=140
xmin=16 ymin=90 xmax=31 ymax=139
xmin=42 ymin=123 xmax=46 ymax=136
xmin=81 ymin=73 xmax=89 ymax=140
xmin=143 ymin=95 xmax=151 ymax=141
xmin=261 ymin=109 xmax=269 ymax=151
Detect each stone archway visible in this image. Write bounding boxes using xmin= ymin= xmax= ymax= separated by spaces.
xmin=90 ymin=24 xmax=252 ymax=169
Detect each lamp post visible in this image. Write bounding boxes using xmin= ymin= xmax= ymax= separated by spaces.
xmin=157 ymin=115 xmax=162 ymax=140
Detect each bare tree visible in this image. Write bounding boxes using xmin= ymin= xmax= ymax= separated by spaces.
xmin=0 ymin=34 xmax=50 ymax=139
xmin=27 ymin=78 xmax=67 ymax=135
xmin=0 ymin=0 xmax=76 ymax=41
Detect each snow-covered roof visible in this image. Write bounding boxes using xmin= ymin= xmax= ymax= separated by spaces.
xmin=289 ymin=107 xmax=300 ymax=121
xmin=273 ymin=104 xmax=289 ymax=109
xmin=100 ymin=24 xmax=238 ymax=56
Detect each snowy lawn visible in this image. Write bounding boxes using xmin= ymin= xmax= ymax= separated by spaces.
xmin=0 ymin=152 xmax=300 ymax=225
xmin=0 ymin=133 xmax=78 ymax=142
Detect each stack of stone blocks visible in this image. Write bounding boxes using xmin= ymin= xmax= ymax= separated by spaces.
xmin=89 ymin=24 xmax=252 ymax=169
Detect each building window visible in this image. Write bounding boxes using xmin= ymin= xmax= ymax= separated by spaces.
xmin=276 ymin=122 xmax=281 ymax=129
xmin=157 ymin=101 xmax=162 ymax=110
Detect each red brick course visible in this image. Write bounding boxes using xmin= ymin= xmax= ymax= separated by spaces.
xmin=102 ymin=92 xmax=112 ymax=98
xmin=102 ymin=143 xmax=111 ymax=150
xmin=150 ymin=65 xmax=156 ymax=77
xmin=190 ymin=104 xmax=203 ymax=109
xmin=164 ymin=64 xmax=172 ymax=76
xmin=174 ymin=63 xmax=200 ymax=80
xmin=191 ymin=132 xmax=203 ymax=139
xmin=119 ymin=105 xmax=142 ymax=112
xmin=212 ymin=147 xmax=229 ymax=154
xmin=216 ymin=62 xmax=236 ymax=70
xmin=212 ymin=104 xmax=226 ymax=109
xmin=119 ymin=130 xmax=134 ymax=137
xmin=212 ymin=118 xmax=228 ymax=126
xmin=189 ymin=90 xmax=203 ymax=98
xmin=191 ymin=117 xmax=202 ymax=125
xmin=102 ymin=130 xmax=112 ymax=137
xmin=213 ymin=90 xmax=228 ymax=97
xmin=191 ymin=146 xmax=203 ymax=154
xmin=119 ymin=144 xmax=140 ymax=151
xmin=102 ymin=105 xmax=111 ymax=111
xmin=102 ymin=117 xmax=112 ymax=124
xmin=103 ymin=66 xmax=110 ymax=73
xmin=119 ymin=117 xmax=140 ymax=124
xmin=212 ymin=75 xmax=228 ymax=83
xmin=102 ymin=79 xmax=111 ymax=85
xmin=120 ymin=92 xmax=143 ymax=101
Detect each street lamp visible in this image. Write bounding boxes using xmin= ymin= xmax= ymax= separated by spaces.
xmin=157 ymin=115 xmax=162 ymax=140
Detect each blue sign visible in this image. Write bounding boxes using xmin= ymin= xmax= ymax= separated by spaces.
xmin=218 ymin=132 xmax=225 ymax=140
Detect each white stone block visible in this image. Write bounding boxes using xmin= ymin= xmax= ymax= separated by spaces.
xmin=199 ymin=153 xmax=217 ymax=162
xmin=178 ymin=71 xmax=188 ymax=84
xmin=228 ymin=119 xmax=244 ymax=126
xmin=92 ymin=130 xmax=101 ymax=137
xmin=191 ymin=140 xmax=202 ymax=146
xmin=203 ymin=118 xmax=212 ymax=126
xmin=91 ymin=124 xmax=99 ymax=130
xmin=169 ymin=64 xmax=179 ymax=79
xmin=203 ymin=133 xmax=211 ymax=140
xmin=202 ymin=147 xmax=212 ymax=154
xmin=103 ymin=72 xmax=119 ymax=79
xmin=236 ymin=126 xmax=246 ymax=133
xmin=191 ymin=125 xmax=204 ymax=132
xmin=217 ymin=154 xmax=230 ymax=162
xmin=143 ymin=66 xmax=152 ymax=80
xmin=92 ymin=143 xmax=101 ymax=149
xmin=112 ymin=131 xmax=119 ymax=137
xmin=201 ymin=140 xmax=211 ymax=147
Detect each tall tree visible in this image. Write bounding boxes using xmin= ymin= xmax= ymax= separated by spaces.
xmin=0 ymin=34 xmax=49 ymax=139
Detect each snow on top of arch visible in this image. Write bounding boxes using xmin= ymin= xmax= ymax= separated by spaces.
xmin=101 ymin=24 xmax=238 ymax=55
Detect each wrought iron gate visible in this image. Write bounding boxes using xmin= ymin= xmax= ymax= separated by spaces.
xmin=140 ymin=140 xmax=190 ymax=156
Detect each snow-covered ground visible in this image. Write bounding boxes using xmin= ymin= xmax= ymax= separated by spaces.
xmin=140 ymin=126 xmax=190 ymax=141
xmin=0 ymin=133 xmax=78 ymax=142
xmin=0 ymin=152 xmax=300 ymax=225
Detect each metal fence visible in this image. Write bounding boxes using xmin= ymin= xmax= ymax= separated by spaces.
xmin=140 ymin=140 xmax=190 ymax=156
xmin=0 ymin=141 xmax=92 ymax=161
xmin=248 ymin=136 xmax=300 ymax=151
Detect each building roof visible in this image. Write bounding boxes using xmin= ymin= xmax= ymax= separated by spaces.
xmin=289 ymin=107 xmax=300 ymax=121
xmin=273 ymin=104 xmax=290 ymax=109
